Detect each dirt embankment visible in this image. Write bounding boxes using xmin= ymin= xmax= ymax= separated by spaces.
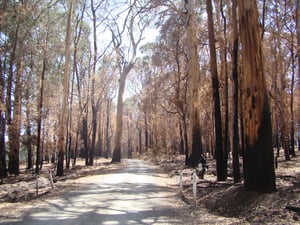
xmin=155 ymin=152 xmax=300 ymax=224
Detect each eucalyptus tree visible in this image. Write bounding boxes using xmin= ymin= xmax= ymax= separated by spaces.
xmin=184 ymin=0 xmax=203 ymax=167
xmin=1 ymin=1 xmax=39 ymax=175
xmin=231 ymin=0 xmax=241 ymax=183
xmin=106 ymin=0 xmax=152 ymax=163
xmin=206 ymin=0 xmax=226 ymax=180
xmin=154 ymin=3 xmax=189 ymax=160
xmin=282 ymin=0 xmax=298 ymax=157
xmin=57 ymin=0 xmax=74 ymax=176
xmin=263 ymin=0 xmax=298 ymax=160
xmin=0 ymin=0 xmax=8 ymax=180
xmin=238 ymin=0 xmax=276 ymax=192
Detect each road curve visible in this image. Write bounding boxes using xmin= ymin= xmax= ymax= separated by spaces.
xmin=2 ymin=159 xmax=189 ymax=225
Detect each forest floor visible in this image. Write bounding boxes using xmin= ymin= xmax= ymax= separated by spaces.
xmin=0 ymin=150 xmax=300 ymax=224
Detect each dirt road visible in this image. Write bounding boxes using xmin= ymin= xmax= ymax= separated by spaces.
xmin=1 ymin=159 xmax=192 ymax=225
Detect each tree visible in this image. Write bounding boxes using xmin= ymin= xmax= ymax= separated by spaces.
xmin=57 ymin=0 xmax=74 ymax=176
xmin=36 ymin=37 xmax=48 ymax=174
xmin=206 ymin=0 xmax=226 ymax=181
xmin=0 ymin=0 xmax=8 ymax=181
xmin=185 ymin=0 xmax=203 ymax=167
xmin=111 ymin=1 xmax=149 ymax=163
xmin=231 ymin=0 xmax=241 ymax=183
xmin=89 ymin=0 xmax=101 ymax=166
xmin=238 ymin=0 xmax=276 ymax=192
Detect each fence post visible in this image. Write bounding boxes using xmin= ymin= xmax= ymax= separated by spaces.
xmin=193 ymin=171 xmax=197 ymax=207
xmin=48 ymin=168 xmax=55 ymax=189
xmin=180 ymin=171 xmax=183 ymax=192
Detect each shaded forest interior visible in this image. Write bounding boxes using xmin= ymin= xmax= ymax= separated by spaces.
xmin=0 ymin=0 xmax=299 ymax=194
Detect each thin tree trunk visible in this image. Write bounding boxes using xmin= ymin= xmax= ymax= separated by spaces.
xmin=220 ymin=0 xmax=229 ymax=178
xmin=294 ymin=0 xmax=300 ymax=152
xmin=231 ymin=0 xmax=241 ymax=183
xmin=0 ymin=57 xmax=6 ymax=180
xmin=296 ymin=0 xmax=300 ymax=85
xmin=89 ymin=0 xmax=98 ymax=166
xmin=57 ymin=0 xmax=74 ymax=176
xmin=36 ymin=49 xmax=46 ymax=175
xmin=206 ymin=0 xmax=226 ymax=181
xmin=238 ymin=0 xmax=276 ymax=192
xmin=289 ymin=33 xmax=296 ymax=157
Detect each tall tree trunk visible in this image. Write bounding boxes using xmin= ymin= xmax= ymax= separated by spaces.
xmin=238 ymin=0 xmax=276 ymax=192
xmin=295 ymin=0 xmax=300 ymax=151
xmin=231 ymin=0 xmax=241 ymax=183
xmin=0 ymin=57 xmax=6 ymax=180
xmin=289 ymin=33 xmax=296 ymax=157
xmin=89 ymin=0 xmax=98 ymax=166
xmin=57 ymin=0 xmax=74 ymax=176
xmin=220 ymin=0 xmax=229 ymax=178
xmin=296 ymin=0 xmax=300 ymax=85
xmin=36 ymin=49 xmax=46 ymax=174
xmin=112 ymin=64 xmax=133 ymax=163
xmin=7 ymin=25 xmax=17 ymax=175
xmin=206 ymin=0 xmax=226 ymax=181
xmin=0 ymin=5 xmax=7 ymax=179
xmin=186 ymin=0 xmax=203 ymax=167
xmin=8 ymin=51 xmax=23 ymax=176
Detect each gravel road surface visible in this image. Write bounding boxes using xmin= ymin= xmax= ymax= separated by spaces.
xmin=1 ymin=159 xmax=191 ymax=225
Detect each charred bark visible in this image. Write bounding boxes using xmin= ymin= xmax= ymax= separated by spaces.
xmin=206 ymin=0 xmax=226 ymax=181
xmin=238 ymin=0 xmax=276 ymax=192
xmin=232 ymin=0 xmax=241 ymax=183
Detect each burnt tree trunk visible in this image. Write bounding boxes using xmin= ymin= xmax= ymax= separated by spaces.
xmin=231 ymin=0 xmax=241 ymax=183
xmin=238 ymin=0 xmax=276 ymax=193
xmin=206 ymin=0 xmax=226 ymax=180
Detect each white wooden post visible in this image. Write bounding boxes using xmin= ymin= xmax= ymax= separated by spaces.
xmin=193 ymin=171 xmax=197 ymax=207
xmin=48 ymin=168 xmax=55 ymax=189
